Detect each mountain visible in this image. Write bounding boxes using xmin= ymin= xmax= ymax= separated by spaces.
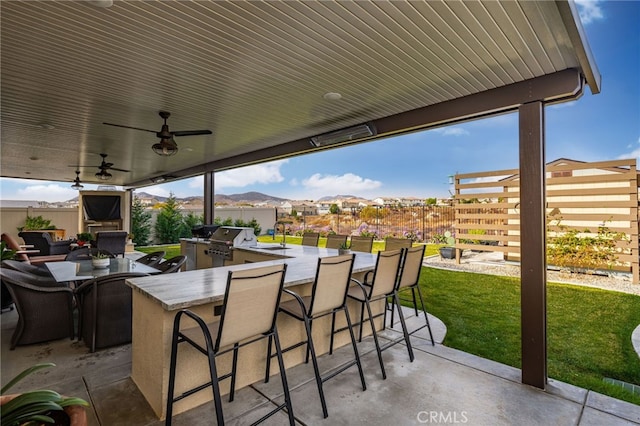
xmin=316 ymin=194 xmax=357 ymax=202
xmin=224 ymin=192 xmax=287 ymax=203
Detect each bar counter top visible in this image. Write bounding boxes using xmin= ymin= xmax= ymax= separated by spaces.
xmin=126 ymin=244 xmax=377 ymax=311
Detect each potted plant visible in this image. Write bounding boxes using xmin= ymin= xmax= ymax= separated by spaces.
xmin=91 ymin=252 xmax=110 ymax=269
xmin=76 ymin=233 xmax=93 ymax=247
xmin=338 ymin=242 xmax=351 ymax=255
xmin=0 ymin=363 xmax=89 ymax=426
xmin=438 ymin=231 xmax=456 ymax=259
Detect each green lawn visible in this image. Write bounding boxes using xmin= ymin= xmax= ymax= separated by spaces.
xmin=421 ymin=267 xmax=640 ymax=405
xmin=138 ymin=240 xmax=640 ymax=404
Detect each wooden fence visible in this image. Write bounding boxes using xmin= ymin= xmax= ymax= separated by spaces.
xmin=454 ymin=159 xmax=639 ymax=283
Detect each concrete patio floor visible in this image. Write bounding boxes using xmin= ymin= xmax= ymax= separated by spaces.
xmin=2 ymin=306 xmax=639 ymax=425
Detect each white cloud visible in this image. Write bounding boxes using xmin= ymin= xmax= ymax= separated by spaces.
xmin=16 ymin=183 xmax=78 ymax=203
xmin=215 ymin=160 xmax=288 ymax=190
xmin=548 ymin=101 xmax=577 ymax=110
xmin=188 ymin=176 xmax=203 ymax=189
xmin=432 ymin=127 xmax=470 ymax=136
xmin=575 ymin=0 xmax=604 ymax=25
xmin=142 ymin=185 xmax=172 ymax=198
xmin=617 ymin=137 xmax=640 ymax=162
xmin=302 ymin=173 xmax=382 ymax=196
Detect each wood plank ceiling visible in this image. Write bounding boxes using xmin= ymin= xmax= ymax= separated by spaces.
xmin=1 ymin=0 xmax=594 ymax=188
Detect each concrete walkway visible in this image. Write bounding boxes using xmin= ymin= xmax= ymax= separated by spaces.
xmin=2 ymin=305 xmax=638 ymax=425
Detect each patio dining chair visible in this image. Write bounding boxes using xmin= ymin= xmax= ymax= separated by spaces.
xmin=301 ymin=232 xmax=320 ymax=247
xmin=0 ymin=268 xmax=75 ymax=349
xmin=325 ymin=234 xmax=348 ymax=249
xmin=156 ymin=255 xmax=186 ymax=274
xmin=74 ymin=272 xmax=149 ymax=352
xmin=1 ymin=259 xmax=54 ymax=279
xmin=266 ymin=254 xmax=366 ymax=418
xmin=135 ymin=251 xmax=166 ymax=267
xmin=166 ymin=264 xmax=294 ymax=426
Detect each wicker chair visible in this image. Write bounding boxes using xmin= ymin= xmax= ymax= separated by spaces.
xmin=1 ymin=233 xmax=66 ymax=265
xmin=18 ymin=231 xmax=72 ymax=256
xmin=156 ymin=255 xmax=186 ymax=274
xmin=74 ymin=272 xmax=149 ymax=352
xmin=65 ymin=247 xmax=115 ymax=261
xmin=135 ymin=251 xmax=166 ymax=267
xmin=1 ymin=259 xmax=54 ymax=279
xmin=92 ymin=231 xmax=128 ymax=257
xmin=0 ymin=268 xmax=75 ymax=349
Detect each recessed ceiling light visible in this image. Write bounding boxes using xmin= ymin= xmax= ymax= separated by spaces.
xmin=323 ymin=92 xmax=342 ymax=101
xmin=36 ymin=123 xmax=55 ymax=130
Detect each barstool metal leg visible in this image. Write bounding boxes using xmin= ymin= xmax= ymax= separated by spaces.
xmin=361 ymin=297 xmax=386 ymax=380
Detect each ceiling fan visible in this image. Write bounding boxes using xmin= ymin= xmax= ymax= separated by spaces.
xmin=72 ymin=153 xmax=130 ymax=181
xmin=103 ymin=111 xmax=212 ymax=156
xmin=71 ymin=170 xmax=84 ymax=190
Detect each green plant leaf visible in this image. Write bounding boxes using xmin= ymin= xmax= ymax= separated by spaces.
xmin=1 ymin=363 xmax=55 ymax=394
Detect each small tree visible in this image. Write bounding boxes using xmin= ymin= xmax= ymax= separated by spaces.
xmin=329 ymin=203 xmax=340 ymax=214
xmin=182 ymin=212 xmax=204 ymax=238
xmin=155 ymin=193 xmax=185 ymax=244
xmin=131 ymin=197 xmax=152 ymax=246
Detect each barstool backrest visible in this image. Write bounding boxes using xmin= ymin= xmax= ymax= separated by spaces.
xmin=301 ymin=232 xmax=320 ymax=246
xmin=325 ymin=234 xmax=348 ymax=249
xmin=217 ymin=264 xmax=287 ymax=349
xmin=397 ymin=245 xmax=426 ymax=290
xmin=349 ymin=236 xmax=373 ymax=253
xmin=309 ymin=254 xmax=355 ymax=316
xmin=384 ymin=237 xmax=412 ymax=251
xmin=369 ymin=249 xmax=403 ymax=298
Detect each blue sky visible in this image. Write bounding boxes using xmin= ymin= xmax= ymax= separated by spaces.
xmin=1 ymin=0 xmax=638 ymax=203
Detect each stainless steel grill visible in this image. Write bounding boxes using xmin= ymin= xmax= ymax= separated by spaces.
xmin=207 ymin=227 xmax=257 ymax=267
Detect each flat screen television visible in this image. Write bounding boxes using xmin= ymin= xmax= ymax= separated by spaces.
xmin=83 ymin=195 xmax=122 ymax=221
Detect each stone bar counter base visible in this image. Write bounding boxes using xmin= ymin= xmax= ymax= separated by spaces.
xmin=126 ymin=244 xmax=380 ymax=419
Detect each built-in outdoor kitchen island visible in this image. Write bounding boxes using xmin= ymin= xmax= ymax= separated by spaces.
xmin=126 ymin=240 xmax=379 ymax=420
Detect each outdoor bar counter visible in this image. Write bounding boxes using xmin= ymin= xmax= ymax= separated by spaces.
xmin=126 ymin=244 xmax=379 ymax=419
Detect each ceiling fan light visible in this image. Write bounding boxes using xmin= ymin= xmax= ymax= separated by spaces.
xmin=152 ymin=138 xmax=178 ymax=156
xmin=95 ymin=170 xmax=112 ymax=180
xmin=71 ymin=182 xmax=84 ymax=190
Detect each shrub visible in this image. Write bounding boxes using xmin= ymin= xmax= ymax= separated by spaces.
xmin=18 ymin=215 xmax=56 ymax=231
xmin=547 ymin=216 xmax=629 ymax=273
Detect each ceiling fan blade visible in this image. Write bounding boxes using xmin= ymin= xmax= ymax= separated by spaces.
xmin=109 ymin=167 xmax=130 ymax=172
xmin=172 ymin=130 xmax=213 ymax=137
xmin=103 ymin=122 xmax=157 ymax=133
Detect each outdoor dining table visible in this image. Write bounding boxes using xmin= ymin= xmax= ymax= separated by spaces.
xmin=45 ymin=258 xmax=161 ymax=283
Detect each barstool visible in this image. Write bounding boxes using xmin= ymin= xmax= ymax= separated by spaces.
xmin=389 ymin=245 xmax=435 ymax=346
xmin=266 ymin=254 xmax=366 ymax=418
xmin=166 ymin=264 xmax=294 ymax=425
xmin=339 ymin=249 xmax=404 ymax=379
